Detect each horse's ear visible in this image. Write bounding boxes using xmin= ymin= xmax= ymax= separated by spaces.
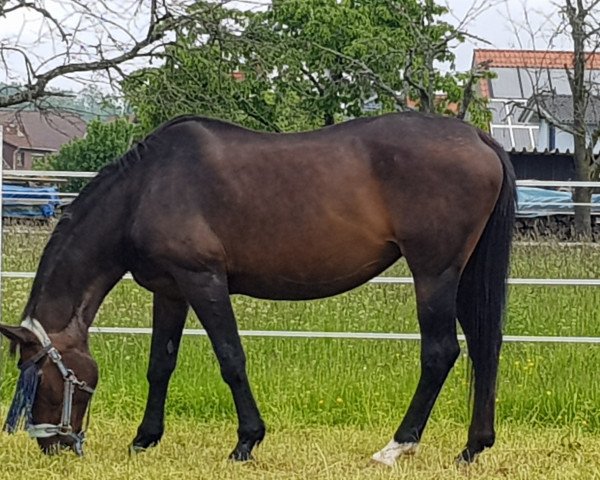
xmin=0 ymin=324 xmax=39 ymax=346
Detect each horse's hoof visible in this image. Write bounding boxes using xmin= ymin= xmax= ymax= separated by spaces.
xmin=455 ymin=449 xmax=478 ymax=466
xmin=129 ymin=444 xmax=144 ymax=456
xmin=371 ymin=440 xmax=418 ymax=467
xmin=129 ymin=441 xmax=158 ymax=456
xmin=229 ymin=448 xmax=254 ymax=462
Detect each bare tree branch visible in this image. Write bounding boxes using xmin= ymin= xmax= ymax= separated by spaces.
xmin=0 ymin=0 xmax=203 ymax=109
xmin=457 ymin=62 xmax=489 ymax=120
xmin=13 ymin=1 xmax=69 ymax=43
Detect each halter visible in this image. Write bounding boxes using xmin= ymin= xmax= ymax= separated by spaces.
xmin=3 ymin=318 xmax=95 ymax=456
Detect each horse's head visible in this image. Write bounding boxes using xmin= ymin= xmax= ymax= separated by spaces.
xmin=0 ymin=318 xmax=98 ymax=455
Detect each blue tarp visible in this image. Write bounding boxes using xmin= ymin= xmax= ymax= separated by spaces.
xmin=517 ymin=187 xmax=600 ymax=217
xmin=2 ymin=184 xmax=61 ymax=218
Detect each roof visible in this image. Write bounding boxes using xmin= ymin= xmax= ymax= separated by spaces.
xmin=521 ymin=94 xmax=600 ymax=125
xmin=473 ymin=49 xmax=600 ymax=99
xmin=473 ymin=49 xmax=600 ymax=69
xmin=509 ymin=147 xmax=574 ymax=155
xmin=0 ymin=109 xmax=86 ymax=151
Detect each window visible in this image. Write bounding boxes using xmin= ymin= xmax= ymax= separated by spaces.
xmin=15 ymin=151 xmax=25 ymax=168
xmin=489 ymin=99 xmax=540 ymax=150
xmin=490 ymin=68 xmax=522 ymax=98
xmin=549 ymin=125 xmax=556 ymax=150
xmin=490 ymin=127 xmax=512 ymax=149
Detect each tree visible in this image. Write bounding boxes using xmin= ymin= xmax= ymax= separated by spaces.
xmin=124 ymin=0 xmax=492 ymax=133
xmin=244 ymin=0 xmax=493 ymax=126
xmin=562 ymin=0 xmax=599 ymax=238
xmin=123 ymin=1 xmax=335 ymax=133
xmin=39 ymin=118 xmax=142 ymax=191
xmin=0 ymin=0 xmax=225 ymax=109
xmin=510 ymin=0 xmax=600 ymax=238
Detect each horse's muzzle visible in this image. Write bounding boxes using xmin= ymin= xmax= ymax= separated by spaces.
xmin=37 ymin=434 xmax=84 ymax=456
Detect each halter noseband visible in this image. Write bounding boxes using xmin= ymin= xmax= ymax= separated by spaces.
xmin=3 ymin=318 xmax=95 ymax=456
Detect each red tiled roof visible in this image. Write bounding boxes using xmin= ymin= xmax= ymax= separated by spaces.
xmin=0 ymin=110 xmax=86 ymax=151
xmin=473 ymin=49 xmax=600 ymax=69
xmin=473 ymin=49 xmax=600 ymax=98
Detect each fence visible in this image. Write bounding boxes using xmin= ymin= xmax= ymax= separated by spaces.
xmin=0 ymin=166 xmax=599 ymax=345
xmin=4 ymin=171 xmax=600 ymax=214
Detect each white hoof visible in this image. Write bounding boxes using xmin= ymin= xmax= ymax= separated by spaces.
xmin=371 ymin=439 xmax=418 ymax=466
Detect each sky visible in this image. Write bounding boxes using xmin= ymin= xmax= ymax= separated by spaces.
xmin=446 ymin=0 xmax=568 ymax=70
xmin=0 ymin=0 xmax=571 ymax=93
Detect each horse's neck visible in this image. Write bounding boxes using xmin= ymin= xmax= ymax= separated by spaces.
xmin=26 ymin=195 xmax=128 ymax=334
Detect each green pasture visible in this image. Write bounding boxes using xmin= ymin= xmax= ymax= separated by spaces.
xmin=1 ymin=230 xmax=600 ymax=478
xmin=2 ymin=420 xmax=600 ymax=480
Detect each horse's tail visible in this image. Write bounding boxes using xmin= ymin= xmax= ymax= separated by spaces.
xmin=457 ymin=131 xmax=516 ymax=391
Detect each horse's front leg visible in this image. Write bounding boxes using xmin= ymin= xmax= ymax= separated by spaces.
xmin=174 ymin=267 xmax=265 ymax=461
xmin=131 ymin=293 xmax=188 ymax=452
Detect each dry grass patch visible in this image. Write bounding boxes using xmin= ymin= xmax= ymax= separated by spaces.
xmin=1 ymin=420 xmax=599 ymax=479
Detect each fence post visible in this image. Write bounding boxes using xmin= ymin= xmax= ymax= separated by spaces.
xmin=0 ymin=124 xmax=3 ymax=323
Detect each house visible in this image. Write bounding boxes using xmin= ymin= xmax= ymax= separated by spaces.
xmin=473 ymin=49 xmax=600 ymax=152
xmin=519 ymin=93 xmax=600 ymax=153
xmin=0 ymin=110 xmax=86 ymax=170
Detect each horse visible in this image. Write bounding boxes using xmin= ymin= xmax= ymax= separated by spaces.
xmin=0 ymin=112 xmax=515 ymax=465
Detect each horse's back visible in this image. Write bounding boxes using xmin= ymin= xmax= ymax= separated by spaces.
xmin=129 ymin=113 xmax=504 ymax=299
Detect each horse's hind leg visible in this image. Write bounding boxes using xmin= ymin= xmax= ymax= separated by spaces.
xmin=131 ymin=293 xmax=188 ymax=452
xmin=173 ymin=268 xmax=265 ymax=461
xmin=372 ymin=267 xmax=460 ymax=466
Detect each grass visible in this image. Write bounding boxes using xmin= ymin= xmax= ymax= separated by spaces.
xmin=3 ymin=233 xmax=600 ymax=337
xmin=0 ymin=420 xmax=599 ymax=480
xmin=1 ymin=229 xmax=600 ymax=477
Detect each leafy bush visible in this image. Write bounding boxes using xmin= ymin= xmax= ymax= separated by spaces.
xmin=39 ymin=117 xmax=142 ymax=192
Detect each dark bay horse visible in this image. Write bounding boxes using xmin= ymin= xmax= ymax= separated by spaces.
xmin=0 ymin=112 xmax=515 ymax=464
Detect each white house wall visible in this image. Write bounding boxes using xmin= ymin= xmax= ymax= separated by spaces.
xmin=537 ymin=119 xmax=600 ymax=154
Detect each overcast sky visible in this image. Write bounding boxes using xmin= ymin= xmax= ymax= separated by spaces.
xmin=0 ymin=0 xmax=569 ymax=92
xmin=447 ymin=0 xmax=567 ymax=70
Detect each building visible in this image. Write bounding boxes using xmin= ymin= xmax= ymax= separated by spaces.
xmin=520 ymin=93 xmax=600 ymax=154
xmin=0 ymin=110 xmax=86 ymax=170
xmin=473 ymin=49 xmax=600 ymax=152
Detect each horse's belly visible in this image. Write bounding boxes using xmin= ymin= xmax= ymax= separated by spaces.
xmin=228 ymin=241 xmax=401 ymax=300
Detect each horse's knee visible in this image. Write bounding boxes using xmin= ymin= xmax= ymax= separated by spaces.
xmin=147 ymin=361 xmax=176 ymax=384
xmin=147 ymin=344 xmax=179 ymax=384
xmin=217 ymin=348 xmax=247 ymax=385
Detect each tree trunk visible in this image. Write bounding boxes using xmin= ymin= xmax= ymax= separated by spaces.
xmin=567 ymin=0 xmax=592 ymax=239
xmin=572 ymin=139 xmax=592 ymax=239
